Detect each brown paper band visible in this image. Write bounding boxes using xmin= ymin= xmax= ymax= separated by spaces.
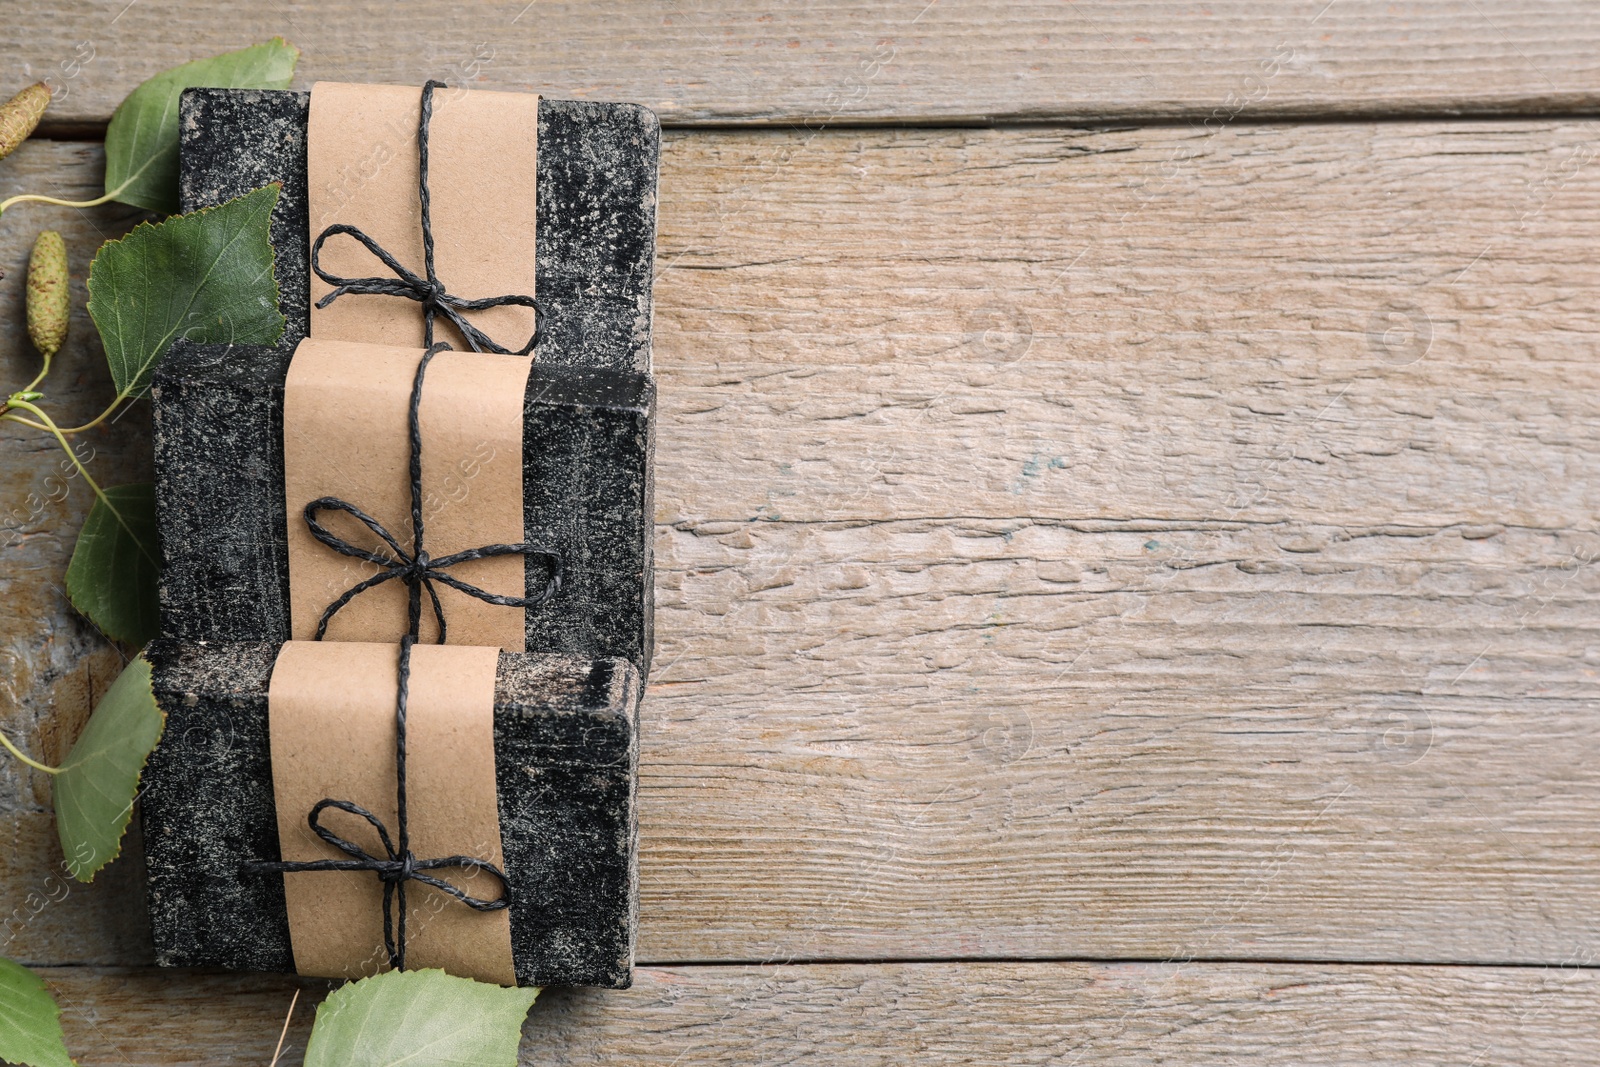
xmin=283 ymin=337 xmax=529 ymax=651
xmin=306 ymin=81 xmax=540 ymax=350
xmin=268 ymin=640 xmax=514 ymax=985
xmin=275 ymin=81 xmax=542 ymax=986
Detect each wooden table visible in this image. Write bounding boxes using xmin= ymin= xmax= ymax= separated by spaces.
xmin=3 ymin=3 xmax=1599 ymax=1062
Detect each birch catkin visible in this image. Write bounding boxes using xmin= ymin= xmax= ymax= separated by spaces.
xmin=0 ymin=82 xmax=50 ymax=162
xmin=27 ymin=231 xmax=69 ymax=358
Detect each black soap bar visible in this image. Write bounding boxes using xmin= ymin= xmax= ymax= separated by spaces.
xmin=178 ymin=87 xmax=659 ymax=372
xmin=151 ymin=343 xmax=655 ymax=674
xmin=140 ymin=638 xmax=640 ymax=989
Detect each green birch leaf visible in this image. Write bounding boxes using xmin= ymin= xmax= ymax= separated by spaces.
xmin=103 ymin=37 xmax=299 ymax=212
xmin=304 ymin=969 xmax=539 ymax=1067
xmin=0 ymin=957 xmax=72 ymax=1067
xmin=55 ymin=654 xmax=164 ymax=882
xmin=64 ymin=483 xmax=157 ymax=647
xmin=86 ymin=182 xmax=283 ymax=402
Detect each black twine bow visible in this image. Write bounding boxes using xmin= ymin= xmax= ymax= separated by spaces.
xmin=310 ymin=79 xmax=541 ymax=355
xmin=305 ymin=341 xmax=562 ymax=643
xmin=249 ymin=636 xmax=510 ymax=971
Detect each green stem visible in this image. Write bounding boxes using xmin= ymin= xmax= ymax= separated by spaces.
xmin=2 ymin=349 xmax=126 ymax=436
xmin=5 ymin=399 xmax=157 ymax=568
xmin=21 ymin=350 xmax=51 ymax=395
xmin=0 ymin=400 xmax=124 ymax=437
xmin=4 ymin=399 xmax=109 ymax=506
xmin=0 ymin=190 xmax=117 ymax=216
xmin=0 ymin=728 xmax=62 ymax=776
xmin=52 ymin=396 xmax=124 ymax=436
xmin=0 ymin=413 xmax=50 ymax=432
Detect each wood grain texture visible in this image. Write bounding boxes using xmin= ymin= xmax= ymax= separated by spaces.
xmin=37 ymin=963 xmax=1600 ymax=1065
xmin=3 ymin=118 xmax=1600 ymax=972
xmin=636 ymin=118 xmax=1600 ymax=965
xmin=12 ymin=1 xmax=1600 ymax=128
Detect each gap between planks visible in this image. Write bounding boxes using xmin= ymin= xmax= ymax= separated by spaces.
xmin=15 ymin=1 xmax=1600 ymax=127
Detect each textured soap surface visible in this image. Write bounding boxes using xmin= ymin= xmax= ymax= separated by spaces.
xmin=178 ymin=86 xmax=659 ymax=370
xmin=152 ymin=345 xmax=655 ymax=673
xmin=140 ymin=639 xmax=640 ymax=989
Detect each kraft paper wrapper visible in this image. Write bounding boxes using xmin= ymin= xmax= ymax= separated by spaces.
xmin=268 ymin=641 xmax=514 ymax=985
xmin=307 ymin=82 xmax=540 ymax=350
xmin=283 ymin=337 xmax=529 ymax=651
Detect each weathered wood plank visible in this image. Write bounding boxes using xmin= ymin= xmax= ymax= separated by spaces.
xmin=3 ymin=119 xmax=1600 ymax=969
xmin=38 ymin=963 xmax=1600 ymax=1066
xmin=635 ymin=118 xmax=1600 ymax=964
xmin=651 ymin=119 xmax=1600 ymax=526
xmin=13 ymin=1 xmax=1600 ymax=128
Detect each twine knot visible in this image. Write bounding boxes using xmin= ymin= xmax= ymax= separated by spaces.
xmin=250 ymin=639 xmax=515 ymax=971
xmin=308 ymin=80 xmax=540 ymax=355
xmin=303 ymin=342 xmax=561 ymax=644
xmin=383 ymin=851 xmax=420 ymax=886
